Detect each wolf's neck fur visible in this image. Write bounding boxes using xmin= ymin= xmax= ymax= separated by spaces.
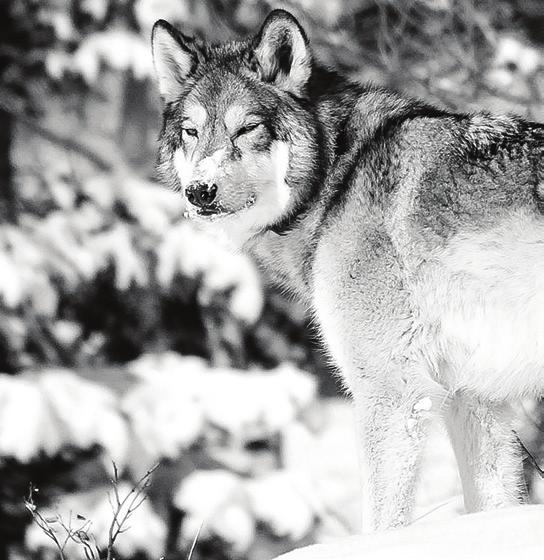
xmin=244 ymin=68 xmax=365 ymax=302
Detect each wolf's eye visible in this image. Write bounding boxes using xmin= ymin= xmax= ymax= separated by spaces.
xmin=235 ymin=123 xmax=261 ymax=138
xmin=183 ymin=128 xmax=198 ymax=138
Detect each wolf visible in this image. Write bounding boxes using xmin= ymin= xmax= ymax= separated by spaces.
xmin=151 ymin=9 xmax=544 ymax=532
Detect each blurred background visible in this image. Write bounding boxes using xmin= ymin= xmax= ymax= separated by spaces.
xmin=1 ymin=0 xmax=544 ymax=559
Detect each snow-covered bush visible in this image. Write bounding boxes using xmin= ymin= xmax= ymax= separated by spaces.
xmin=0 ymin=167 xmax=266 ymax=369
xmin=246 ymin=471 xmax=316 ymax=541
xmin=157 ymin=221 xmax=263 ymax=324
xmin=7 ymin=356 xmax=325 ymax=558
xmin=175 ymin=469 xmax=255 ymax=553
xmin=10 ymin=169 xmax=262 ymax=316
xmin=174 ymin=468 xmax=317 ymax=553
xmin=122 ymin=354 xmax=317 ymax=464
xmin=0 ymin=369 xmax=128 ymax=465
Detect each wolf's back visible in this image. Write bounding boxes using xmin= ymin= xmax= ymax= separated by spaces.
xmin=394 ymin=112 xmax=544 ymax=248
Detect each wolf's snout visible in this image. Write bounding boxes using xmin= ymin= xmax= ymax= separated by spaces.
xmin=185 ymin=182 xmax=218 ymax=208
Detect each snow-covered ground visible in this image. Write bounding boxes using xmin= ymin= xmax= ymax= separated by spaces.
xmin=273 ymin=506 xmax=544 ymax=560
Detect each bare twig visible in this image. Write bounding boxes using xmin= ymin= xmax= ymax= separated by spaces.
xmin=25 ymin=485 xmax=67 ymax=560
xmin=25 ymin=461 xmax=161 ymax=560
xmin=516 ymin=433 xmax=544 ymax=479
xmin=187 ymin=519 xmax=204 ymax=560
xmin=105 ymin=461 xmax=160 ymax=560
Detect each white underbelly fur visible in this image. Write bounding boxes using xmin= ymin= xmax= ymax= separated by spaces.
xmin=416 ymin=210 xmax=544 ymax=401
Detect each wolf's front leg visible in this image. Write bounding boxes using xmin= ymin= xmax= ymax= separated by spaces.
xmin=352 ymin=378 xmax=431 ymax=532
xmin=445 ymin=394 xmax=527 ymax=512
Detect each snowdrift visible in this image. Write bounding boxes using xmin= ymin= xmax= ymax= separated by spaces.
xmin=272 ymin=506 xmax=544 ymax=560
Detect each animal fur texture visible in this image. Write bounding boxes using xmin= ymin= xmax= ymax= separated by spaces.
xmin=151 ymin=9 xmax=544 ymax=532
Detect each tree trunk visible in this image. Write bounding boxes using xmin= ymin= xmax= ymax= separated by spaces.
xmin=0 ymin=109 xmax=17 ymax=223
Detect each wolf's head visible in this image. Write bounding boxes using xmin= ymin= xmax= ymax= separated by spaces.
xmin=151 ymin=10 xmax=320 ymax=242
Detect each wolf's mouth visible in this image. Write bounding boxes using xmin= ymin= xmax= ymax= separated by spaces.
xmin=185 ymin=205 xmax=232 ymax=221
xmin=185 ymin=193 xmax=257 ymax=221
xmin=196 ymin=207 xmax=219 ymax=216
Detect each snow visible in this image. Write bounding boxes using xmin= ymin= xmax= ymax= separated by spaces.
xmin=174 ymin=469 xmax=244 ymax=515
xmin=120 ymin=176 xmax=183 ymax=235
xmin=122 ymin=376 xmax=205 ymax=462
xmin=127 ymin=351 xmax=208 ymax=380
xmin=414 ymin=420 xmax=462 ymax=515
xmin=0 ymin=171 xmax=263 ymax=330
xmin=275 ymin=363 xmax=318 ymax=410
xmin=495 ymin=36 xmax=541 ymax=76
xmin=0 ymin=251 xmax=24 ymax=308
xmin=157 ymin=221 xmax=264 ymax=324
xmin=50 ymin=319 xmax=82 ymax=346
xmin=134 ymin=0 xmax=191 ymax=33
xmin=272 ymin=506 xmax=544 ymax=560
xmin=212 ymin=502 xmax=256 ymax=553
xmin=174 ymin=470 xmax=255 ymax=552
xmin=90 ymin=223 xmax=149 ymax=290
xmin=45 ymin=50 xmax=72 ymax=81
xmin=48 ymin=11 xmax=75 ymax=42
xmin=72 ymin=41 xmax=101 ymax=84
xmin=80 ymin=0 xmax=109 ymax=21
xmin=200 ymin=369 xmax=299 ymax=438
xmin=0 ymin=376 xmax=50 ymax=463
xmin=246 ymin=471 xmax=316 ymax=541
xmin=0 ymin=225 xmax=64 ymax=312
xmin=282 ymin=402 xmax=361 ymax=535
xmin=125 ymin=353 xmax=317 ymax=450
xmin=81 ymin=175 xmax=117 ymax=211
xmin=0 ymin=370 xmax=128 ymax=465
xmin=72 ymin=29 xmax=154 ymax=84
xmin=175 ymin=468 xmax=317 ymax=549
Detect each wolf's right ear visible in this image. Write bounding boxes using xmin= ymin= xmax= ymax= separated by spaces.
xmin=152 ymin=20 xmax=198 ymax=102
xmin=251 ymin=10 xmax=312 ymax=97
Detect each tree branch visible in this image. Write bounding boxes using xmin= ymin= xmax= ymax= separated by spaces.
xmin=0 ymin=97 xmax=115 ymax=172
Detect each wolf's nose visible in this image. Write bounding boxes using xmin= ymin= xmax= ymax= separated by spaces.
xmin=185 ymin=182 xmax=218 ymax=208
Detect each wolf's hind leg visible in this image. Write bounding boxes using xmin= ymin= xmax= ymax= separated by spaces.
xmin=445 ymin=394 xmax=527 ymax=512
xmin=353 ymin=378 xmax=431 ymax=532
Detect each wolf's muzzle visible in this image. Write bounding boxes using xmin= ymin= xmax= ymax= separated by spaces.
xmin=185 ymin=182 xmax=218 ymax=209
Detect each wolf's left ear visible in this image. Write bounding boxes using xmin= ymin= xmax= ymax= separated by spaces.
xmin=251 ymin=10 xmax=312 ymax=97
xmin=152 ymin=20 xmax=198 ymax=102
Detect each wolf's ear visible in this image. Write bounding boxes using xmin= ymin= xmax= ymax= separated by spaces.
xmin=251 ymin=10 xmax=312 ymax=97
xmin=152 ymin=20 xmax=198 ymax=102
